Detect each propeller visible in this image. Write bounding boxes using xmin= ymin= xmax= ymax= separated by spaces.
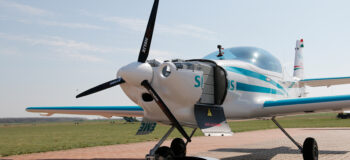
xmin=76 ymin=78 xmax=124 ymax=98
xmin=76 ymin=0 xmax=159 ymax=98
xmin=138 ymin=0 xmax=159 ymax=63
xmin=76 ymin=1 xmax=191 ymax=143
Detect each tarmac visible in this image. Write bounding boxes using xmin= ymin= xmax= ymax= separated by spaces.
xmin=4 ymin=128 xmax=350 ymax=160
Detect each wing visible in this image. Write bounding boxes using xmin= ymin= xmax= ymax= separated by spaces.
xmin=300 ymin=77 xmax=350 ymax=87
xmin=262 ymin=95 xmax=350 ymax=116
xmin=26 ymin=106 xmax=144 ymax=118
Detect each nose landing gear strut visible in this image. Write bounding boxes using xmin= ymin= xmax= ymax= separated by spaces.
xmin=142 ymin=80 xmax=199 ymax=159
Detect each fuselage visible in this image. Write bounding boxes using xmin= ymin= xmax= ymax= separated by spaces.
xmin=119 ymin=46 xmax=304 ymax=127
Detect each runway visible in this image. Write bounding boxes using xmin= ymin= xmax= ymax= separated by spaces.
xmin=5 ymin=128 xmax=350 ymax=160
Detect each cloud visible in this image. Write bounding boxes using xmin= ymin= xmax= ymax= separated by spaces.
xmin=54 ymin=48 xmax=105 ymax=62
xmin=37 ymin=20 xmax=108 ymax=30
xmin=103 ymin=17 xmax=146 ymax=31
xmin=0 ymin=32 xmax=178 ymax=62
xmin=0 ymin=47 xmax=21 ymax=55
xmin=104 ymin=16 xmax=217 ymax=39
xmin=0 ymin=33 xmax=107 ymax=53
xmin=79 ymin=9 xmax=217 ymax=39
xmin=6 ymin=18 xmax=108 ymax=31
xmin=0 ymin=33 xmax=107 ymax=62
xmin=0 ymin=0 xmax=53 ymax=16
xmin=78 ymin=10 xmax=215 ymax=40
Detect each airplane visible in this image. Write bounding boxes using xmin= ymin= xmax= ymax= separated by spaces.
xmin=26 ymin=0 xmax=350 ymax=159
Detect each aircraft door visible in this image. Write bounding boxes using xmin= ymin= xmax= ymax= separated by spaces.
xmin=191 ymin=60 xmax=232 ymax=136
xmin=197 ymin=62 xmax=227 ymax=105
xmin=214 ymin=66 xmax=228 ymax=105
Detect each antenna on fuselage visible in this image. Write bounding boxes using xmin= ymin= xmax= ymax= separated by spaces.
xmin=217 ymin=45 xmax=224 ymax=57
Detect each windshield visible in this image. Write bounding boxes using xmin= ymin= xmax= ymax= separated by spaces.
xmin=203 ymin=47 xmax=282 ymax=73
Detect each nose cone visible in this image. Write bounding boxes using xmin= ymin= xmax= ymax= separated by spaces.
xmin=117 ymin=62 xmax=153 ymax=86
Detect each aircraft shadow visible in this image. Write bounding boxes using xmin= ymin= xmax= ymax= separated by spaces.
xmin=210 ymin=146 xmax=348 ymax=160
xmin=37 ymin=157 xmax=204 ymax=160
xmin=302 ymin=128 xmax=350 ymax=131
xmin=37 ymin=159 xmax=144 ymax=160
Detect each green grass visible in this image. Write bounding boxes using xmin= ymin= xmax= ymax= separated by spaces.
xmin=230 ymin=113 xmax=350 ymax=132
xmin=1 ymin=113 xmax=350 ymax=157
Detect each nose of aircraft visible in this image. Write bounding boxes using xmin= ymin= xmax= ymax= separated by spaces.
xmin=117 ymin=62 xmax=153 ymax=86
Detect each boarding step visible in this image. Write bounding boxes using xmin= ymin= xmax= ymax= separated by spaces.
xmin=194 ymin=104 xmax=233 ymax=136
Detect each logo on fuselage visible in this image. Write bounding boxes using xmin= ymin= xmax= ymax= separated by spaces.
xmin=194 ymin=75 xmax=235 ymax=91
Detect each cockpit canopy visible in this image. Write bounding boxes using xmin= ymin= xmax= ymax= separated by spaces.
xmin=203 ymin=47 xmax=282 ymax=73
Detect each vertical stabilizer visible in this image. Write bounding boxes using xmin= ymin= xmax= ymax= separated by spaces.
xmin=293 ymin=39 xmax=304 ymax=80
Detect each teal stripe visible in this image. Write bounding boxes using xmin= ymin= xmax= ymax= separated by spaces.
xmin=26 ymin=106 xmax=143 ymax=111
xmin=236 ymin=82 xmax=284 ymax=95
xmin=225 ymin=66 xmax=287 ymax=95
xmin=288 ymin=82 xmax=295 ymax=88
xmin=301 ymin=77 xmax=350 ymax=82
xmin=264 ymin=95 xmax=350 ymax=107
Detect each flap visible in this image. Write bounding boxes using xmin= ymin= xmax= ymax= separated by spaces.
xmin=26 ymin=106 xmax=144 ymax=118
xmin=300 ymin=77 xmax=350 ymax=87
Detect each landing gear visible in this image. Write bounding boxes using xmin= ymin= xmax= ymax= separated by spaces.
xmin=272 ymin=116 xmax=318 ymax=160
xmin=171 ymin=138 xmax=186 ymax=158
xmin=155 ymin=146 xmax=174 ymax=159
xmin=142 ymin=79 xmax=200 ymax=159
xmin=146 ymin=127 xmax=197 ymax=160
xmin=303 ymin=137 xmax=319 ymax=160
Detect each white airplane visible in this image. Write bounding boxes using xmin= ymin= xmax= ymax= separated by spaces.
xmin=26 ymin=0 xmax=350 ymax=159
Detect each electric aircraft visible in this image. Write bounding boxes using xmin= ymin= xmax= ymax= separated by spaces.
xmin=26 ymin=0 xmax=350 ymax=159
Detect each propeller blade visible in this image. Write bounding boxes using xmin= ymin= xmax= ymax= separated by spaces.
xmin=137 ymin=0 xmax=159 ymax=63
xmin=76 ymin=78 xmax=125 ymax=98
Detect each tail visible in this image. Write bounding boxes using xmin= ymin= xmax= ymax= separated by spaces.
xmin=293 ymin=39 xmax=304 ymax=80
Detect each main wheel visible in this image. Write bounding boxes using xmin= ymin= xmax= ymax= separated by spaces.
xmin=155 ymin=146 xmax=174 ymax=160
xmin=170 ymin=138 xmax=186 ymax=158
xmin=302 ymin=137 xmax=318 ymax=160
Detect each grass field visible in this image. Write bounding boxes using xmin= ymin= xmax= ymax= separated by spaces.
xmin=1 ymin=113 xmax=350 ymax=157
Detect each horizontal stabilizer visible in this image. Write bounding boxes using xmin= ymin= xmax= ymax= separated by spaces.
xmin=26 ymin=106 xmax=144 ymax=118
xmin=300 ymin=77 xmax=350 ymax=87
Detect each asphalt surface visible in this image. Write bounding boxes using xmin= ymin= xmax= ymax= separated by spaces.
xmin=4 ymin=128 xmax=350 ymax=160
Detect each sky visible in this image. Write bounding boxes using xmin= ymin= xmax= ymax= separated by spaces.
xmin=2 ymin=0 xmax=350 ymax=118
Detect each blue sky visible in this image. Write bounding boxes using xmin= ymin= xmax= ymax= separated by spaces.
xmin=1 ymin=0 xmax=350 ymax=118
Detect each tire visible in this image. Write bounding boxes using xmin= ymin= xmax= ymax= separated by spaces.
xmin=155 ymin=146 xmax=174 ymax=160
xmin=302 ymin=137 xmax=318 ymax=160
xmin=170 ymin=138 xmax=186 ymax=158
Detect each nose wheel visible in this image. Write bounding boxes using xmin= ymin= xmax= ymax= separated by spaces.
xmin=154 ymin=138 xmax=187 ymax=159
xmin=146 ymin=127 xmax=197 ymax=160
xmin=170 ymin=138 xmax=187 ymax=158
xmin=272 ymin=116 xmax=318 ymax=160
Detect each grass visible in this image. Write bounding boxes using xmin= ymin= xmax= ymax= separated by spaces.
xmin=1 ymin=113 xmax=350 ymax=157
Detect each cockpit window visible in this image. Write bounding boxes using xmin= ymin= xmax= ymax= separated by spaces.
xmin=203 ymin=47 xmax=282 ymax=73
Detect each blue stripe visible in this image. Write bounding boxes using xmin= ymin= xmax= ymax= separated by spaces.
xmin=26 ymin=106 xmax=143 ymax=111
xmin=236 ymin=82 xmax=284 ymax=95
xmin=225 ymin=66 xmax=287 ymax=95
xmin=288 ymin=82 xmax=295 ymax=88
xmin=263 ymin=95 xmax=350 ymax=107
xmin=301 ymin=77 xmax=350 ymax=82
